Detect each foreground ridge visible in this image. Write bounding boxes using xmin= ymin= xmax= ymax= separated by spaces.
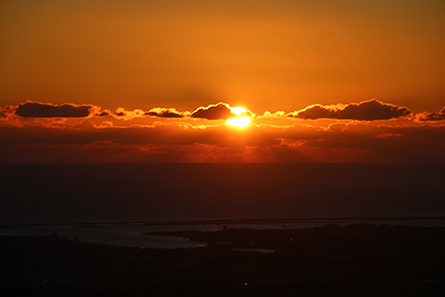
xmin=1 ymin=224 xmax=445 ymax=296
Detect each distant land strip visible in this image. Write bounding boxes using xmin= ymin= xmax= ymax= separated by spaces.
xmin=2 ymin=216 xmax=445 ymax=229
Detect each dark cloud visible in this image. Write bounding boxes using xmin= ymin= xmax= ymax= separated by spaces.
xmin=146 ymin=111 xmax=182 ymax=118
xmin=0 ymin=105 xmax=15 ymax=118
xmin=111 ymin=108 xmax=145 ymax=120
xmin=415 ymin=107 xmax=445 ymax=122
xmin=290 ymin=99 xmax=411 ymax=121
xmin=145 ymin=108 xmax=184 ymax=118
xmin=98 ymin=111 xmax=110 ymax=117
xmin=191 ymin=103 xmax=233 ymax=120
xmin=15 ymin=101 xmax=93 ymax=118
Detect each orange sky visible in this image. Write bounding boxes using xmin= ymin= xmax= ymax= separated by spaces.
xmin=1 ymin=1 xmax=444 ymax=162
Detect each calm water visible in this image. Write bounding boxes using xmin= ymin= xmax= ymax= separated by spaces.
xmin=1 ymin=163 xmax=444 ymax=247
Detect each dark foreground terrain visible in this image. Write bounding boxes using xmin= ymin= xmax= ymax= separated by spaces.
xmin=1 ymin=224 xmax=445 ymax=296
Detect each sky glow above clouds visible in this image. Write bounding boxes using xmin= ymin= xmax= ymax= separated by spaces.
xmin=1 ymin=1 xmax=444 ymax=162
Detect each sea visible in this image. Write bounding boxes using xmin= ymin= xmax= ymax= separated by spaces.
xmin=1 ymin=163 xmax=444 ymax=248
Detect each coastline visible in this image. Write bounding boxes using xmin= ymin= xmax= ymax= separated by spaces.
xmin=2 ymin=216 xmax=445 ymax=249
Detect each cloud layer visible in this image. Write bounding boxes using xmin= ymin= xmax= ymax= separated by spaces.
xmin=0 ymin=121 xmax=444 ymax=163
xmin=1 ymin=99 xmax=445 ymax=163
xmin=5 ymin=102 xmax=252 ymax=121
xmin=4 ymin=99 xmax=424 ymax=123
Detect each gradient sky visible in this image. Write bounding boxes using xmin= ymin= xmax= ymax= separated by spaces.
xmin=1 ymin=0 xmax=444 ymax=162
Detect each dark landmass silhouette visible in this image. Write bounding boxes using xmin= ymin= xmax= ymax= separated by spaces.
xmin=2 ymin=215 xmax=443 ymax=228
xmin=1 ymin=224 xmax=445 ymax=296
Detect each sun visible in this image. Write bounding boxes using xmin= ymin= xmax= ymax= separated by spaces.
xmin=226 ymin=116 xmax=251 ymax=128
xmin=226 ymin=106 xmax=251 ymax=128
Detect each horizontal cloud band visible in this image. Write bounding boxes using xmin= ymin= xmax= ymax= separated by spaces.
xmin=0 ymin=122 xmax=444 ymax=162
xmin=1 ymin=98 xmax=445 ymax=162
xmin=4 ymin=100 xmax=444 ymax=124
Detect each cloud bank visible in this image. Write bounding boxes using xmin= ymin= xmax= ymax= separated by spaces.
xmin=289 ymin=99 xmax=411 ymax=121
xmin=1 ymin=99 xmax=444 ymax=163
xmin=0 ymin=122 xmax=444 ymax=163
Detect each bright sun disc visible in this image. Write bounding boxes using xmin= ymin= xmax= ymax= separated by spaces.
xmin=226 ymin=116 xmax=250 ymax=128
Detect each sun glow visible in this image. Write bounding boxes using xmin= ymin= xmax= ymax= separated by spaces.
xmin=226 ymin=106 xmax=251 ymax=128
xmin=226 ymin=116 xmax=251 ymax=128
xmin=231 ymin=107 xmax=247 ymax=116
